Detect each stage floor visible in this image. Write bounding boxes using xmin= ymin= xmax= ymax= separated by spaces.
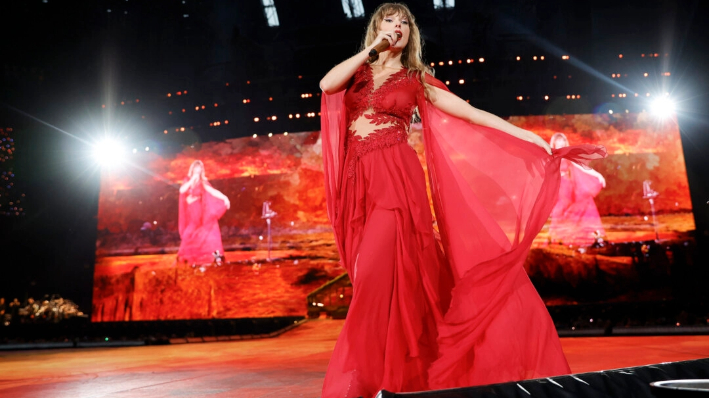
xmin=1 ymin=320 xmax=708 ymax=398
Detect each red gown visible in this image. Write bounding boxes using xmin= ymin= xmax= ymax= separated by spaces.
xmin=320 ymin=64 xmax=606 ymax=397
xmin=549 ymin=159 xmax=606 ymax=246
xmin=177 ymin=180 xmax=227 ymax=264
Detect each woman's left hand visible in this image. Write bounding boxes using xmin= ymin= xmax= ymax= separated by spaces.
xmin=224 ymin=197 xmax=231 ymax=210
xmin=528 ymin=133 xmax=552 ymax=155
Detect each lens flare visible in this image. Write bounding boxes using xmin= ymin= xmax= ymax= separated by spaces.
xmin=93 ymin=139 xmax=125 ymax=167
xmin=650 ymin=97 xmax=675 ymax=118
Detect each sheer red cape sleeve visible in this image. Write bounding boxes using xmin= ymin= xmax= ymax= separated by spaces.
xmin=320 ymin=74 xmax=607 ymax=387
xmin=321 ymin=90 xmax=348 ymax=260
xmin=418 ymin=75 xmax=605 ymax=386
xmin=570 ymin=161 xmax=605 ymax=198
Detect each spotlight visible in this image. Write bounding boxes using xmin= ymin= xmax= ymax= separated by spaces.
xmin=650 ymin=97 xmax=675 ymax=118
xmin=93 ymin=139 xmax=124 ymax=167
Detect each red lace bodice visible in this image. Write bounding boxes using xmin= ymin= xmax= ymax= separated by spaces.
xmin=343 ymin=64 xmax=421 ymax=177
xmin=183 ymin=179 xmax=205 ymax=199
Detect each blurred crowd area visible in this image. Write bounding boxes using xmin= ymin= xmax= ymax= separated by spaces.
xmin=0 ymin=295 xmax=84 ymax=326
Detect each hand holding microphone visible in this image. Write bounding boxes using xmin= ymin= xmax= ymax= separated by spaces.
xmin=368 ymin=31 xmax=402 ymax=59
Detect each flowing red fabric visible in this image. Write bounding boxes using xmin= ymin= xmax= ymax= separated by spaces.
xmin=321 ymin=90 xmax=348 ymax=259
xmin=320 ymin=69 xmax=607 ymax=397
xmin=549 ymin=159 xmax=606 ymax=246
xmin=321 ymin=66 xmax=446 ymax=397
xmin=177 ymin=180 xmax=227 ymax=264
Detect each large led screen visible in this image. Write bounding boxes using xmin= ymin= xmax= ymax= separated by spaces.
xmin=92 ymin=113 xmax=694 ymax=321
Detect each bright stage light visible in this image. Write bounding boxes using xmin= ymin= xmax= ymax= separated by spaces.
xmin=93 ymin=139 xmax=125 ymax=167
xmin=650 ymin=97 xmax=675 ymax=118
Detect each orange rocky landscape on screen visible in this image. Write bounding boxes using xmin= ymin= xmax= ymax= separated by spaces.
xmin=96 ymin=113 xmax=692 ymax=254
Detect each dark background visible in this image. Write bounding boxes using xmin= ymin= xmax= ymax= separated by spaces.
xmin=1 ymin=0 xmax=707 ymax=315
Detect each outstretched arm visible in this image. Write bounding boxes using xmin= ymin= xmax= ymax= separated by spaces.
xmin=572 ymin=163 xmax=606 ymax=187
xmin=204 ymin=183 xmax=231 ymax=209
xmin=427 ymin=86 xmax=552 ymax=155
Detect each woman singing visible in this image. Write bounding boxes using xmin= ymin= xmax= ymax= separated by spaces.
xmin=177 ymin=160 xmax=230 ymax=264
xmin=549 ymin=132 xmax=607 ymax=246
xmin=319 ymin=3 xmax=606 ymax=397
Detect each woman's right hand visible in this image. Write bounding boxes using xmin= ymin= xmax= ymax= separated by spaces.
xmin=368 ymin=30 xmax=399 ymax=52
xmin=321 ymin=30 xmax=398 ymax=94
xmin=179 ymin=176 xmax=197 ymax=194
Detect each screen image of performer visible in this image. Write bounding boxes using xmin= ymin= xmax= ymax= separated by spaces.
xmin=549 ymin=133 xmax=607 ymax=246
xmin=318 ymin=3 xmax=606 ymax=397
xmin=177 ymin=160 xmax=230 ymax=265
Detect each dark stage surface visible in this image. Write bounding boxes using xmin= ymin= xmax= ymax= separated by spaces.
xmin=1 ymin=320 xmax=708 ymax=397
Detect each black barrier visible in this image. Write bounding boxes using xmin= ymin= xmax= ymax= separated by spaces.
xmin=0 ymin=316 xmax=305 ymax=350
xmin=378 ymin=358 xmax=709 ymax=398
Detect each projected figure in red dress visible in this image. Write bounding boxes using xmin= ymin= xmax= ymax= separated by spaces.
xmin=319 ymin=3 xmax=606 ymax=397
xmin=549 ymin=133 xmax=607 ymax=246
xmin=177 ymin=160 xmax=230 ymax=264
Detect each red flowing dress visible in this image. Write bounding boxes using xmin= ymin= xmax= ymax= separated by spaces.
xmin=549 ymin=159 xmax=606 ymax=246
xmin=177 ymin=180 xmax=227 ymax=264
xmin=320 ymin=64 xmax=606 ymax=397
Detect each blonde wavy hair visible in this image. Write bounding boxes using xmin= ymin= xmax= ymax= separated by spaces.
xmin=361 ymin=3 xmax=432 ymax=90
xmin=187 ymin=160 xmax=207 ymax=180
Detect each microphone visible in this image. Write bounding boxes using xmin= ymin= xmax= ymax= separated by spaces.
xmin=368 ymin=32 xmax=402 ymax=57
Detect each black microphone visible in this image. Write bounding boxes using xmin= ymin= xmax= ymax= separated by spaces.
xmin=368 ymin=32 xmax=402 ymax=57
